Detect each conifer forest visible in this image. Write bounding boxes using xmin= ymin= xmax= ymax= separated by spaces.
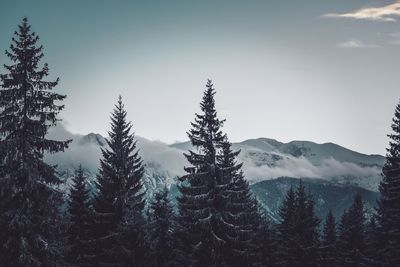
xmin=1 ymin=2 xmax=400 ymax=267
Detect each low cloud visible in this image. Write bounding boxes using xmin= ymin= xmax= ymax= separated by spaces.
xmin=322 ymin=1 xmax=400 ymax=22
xmin=240 ymin=152 xmax=380 ymax=182
xmin=337 ymin=39 xmax=379 ymax=48
xmin=235 ymin=146 xmax=382 ymax=191
xmin=45 ymin=125 xmax=103 ymax=173
xmin=45 ymin=124 xmax=382 ymax=191
xmin=136 ymin=137 xmax=186 ymax=177
xmin=45 ymin=124 xmax=187 ymax=177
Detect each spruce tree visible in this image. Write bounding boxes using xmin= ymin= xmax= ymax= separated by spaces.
xmin=66 ymin=165 xmax=92 ymax=265
xmin=255 ymin=201 xmax=277 ymax=267
xmin=337 ymin=193 xmax=367 ymax=267
xmin=321 ymin=210 xmax=337 ymax=267
xmin=176 ymin=79 xmax=234 ymax=267
xmin=276 ymin=187 xmax=296 ymax=266
xmin=147 ymin=187 xmax=175 ymax=267
xmin=277 ymin=181 xmax=320 ymax=267
xmin=89 ymin=96 xmax=146 ymax=266
xmin=0 ymin=18 xmax=71 ymax=266
xmin=365 ymin=216 xmax=381 ymax=266
xmin=294 ymin=181 xmax=320 ymax=266
xmin=376 ymin=100 xmax=400 ymax=266
xmin=218 ymin=139 xmax=261 ymax=266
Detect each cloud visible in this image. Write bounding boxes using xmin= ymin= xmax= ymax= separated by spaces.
xmin=236 ymin=148 xmax=381 ymax=191
xmin=322 ymin=1 xmax=400 ymax=22
xmin=45 ymin=123 xmax=187 ymax=177
xmin=135 ymin=137 xmax=187 ymax=177
xmin=45 ymin=124 xmax=103 ymax=173
xmin=45 ymin=124 xmax=382 ymax=191
xmin=336 ymin=38 xmax=380 ymax=48
xmin=385 ymin=32 xmax=400 ymax=45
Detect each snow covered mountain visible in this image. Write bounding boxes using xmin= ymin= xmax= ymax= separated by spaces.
xmin=45 ymin=125 xmax=384 ymax=220
xmin=172 ymin=137 xmax=385 ymax=191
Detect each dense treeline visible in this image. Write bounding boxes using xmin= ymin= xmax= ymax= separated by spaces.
xmin=0 ymin=18 xmax=400 ymax=267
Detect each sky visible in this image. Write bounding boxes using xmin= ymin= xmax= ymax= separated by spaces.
xmin=1 ymin=0 xmax=399 ymax=155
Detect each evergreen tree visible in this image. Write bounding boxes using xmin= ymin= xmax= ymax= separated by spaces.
xmin=0 ymin=18 xmax=71 ymax=266
xmin=337 ymin=193 xmax=367 ymax=267
xmin=66 ymin=165 xmax=92 ymax=265
xmin=255 ymin=201 xmax=277 ymax=267
xmin=376 ymin=100 xmax=400 ymax=266
xmin=176 ymin=79 xmax=234 ymax=267
xmin=365 ymin=216 xmax=382 ymax=266
xmin=276 ymin=181 xmax=320 ymax=267
xmin=294 ymin=181 xmax=320 ymax=266
xmin=276 ymin=187 xmax=296 ymax=266
xmin=218 ymin=139 xmax=261 ymax=266
xmin=89 ymin=96 xmax=146 ymax=266
xmin=321 ymin=210 xmax=338 ymax=267
xmin=147 ymin=187 xmax=175 ymax=267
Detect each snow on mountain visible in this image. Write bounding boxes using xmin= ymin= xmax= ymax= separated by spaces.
xmin=45 ymin=125 xmax=385 ymax=201
xmin=172 ymin=138 xmax=385 ymax=191
xmin=44 ymin=125 xmax=185 ymax=198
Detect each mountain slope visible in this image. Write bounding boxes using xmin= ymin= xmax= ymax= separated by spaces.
xmin=45 ymin=126 xmax=382 ymax=222
xmin=45 ymin=125 xmax=385 ymax=199
xmin=250 ymin=177 xmax=379 ymax=222
xmin=172 ymin=138 xmax=385 ymax=191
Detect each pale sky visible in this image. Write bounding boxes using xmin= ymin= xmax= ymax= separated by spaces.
xmin=1 ymin=0 xmax=399 ymax=155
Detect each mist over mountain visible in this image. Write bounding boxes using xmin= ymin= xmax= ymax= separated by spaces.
xmin=46 ymin=124 xmax=384 ymax=192
xmin=43 ymin=124 xmax=384 ymax=221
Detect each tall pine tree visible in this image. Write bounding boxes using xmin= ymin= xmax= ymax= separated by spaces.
xmin=218 ymin=139 xmax=261 ymax=266
xmin=89 ymin=96 xmax=146 ymax=266
xmin=321 ymin=210 xmax=338 ymax=267
xmin=147 ymin=187 xmax=175 ymax=267
xmin=66 ymin=165 xmax=92 ymax=265
xmin=376 ymin=100 xmax=400 ymax=266
xmin=176 ymin=79 xmax=234 ymax=267
xmin=365 ymin=216 xmax=381 ymax=266
xmin=276 ymin=181 xmax=320 ymax=267
xmin=0 ymin=18 xmax=71 ymax=266
xmin=337 ymin=193 xmax=367 ymax=267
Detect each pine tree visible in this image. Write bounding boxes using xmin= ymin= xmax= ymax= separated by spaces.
xmin=337 ymin=193 xmax=367 ymax=267
xmin=376 ymin=100 xmax=400 ymax=266
xmin=276 ymin=187 xmax=296 ymax=266
xmin=0 ymin=18 xmax=71 ymax=266
xmin=255 ymin=201 xmax=277 ymax=267
xmin=276 ymin=181 xmax=320 ymax=267
xmin=218 ymin=139 xmax=261 ymax=266
xmin=321 ymin=210 xmax=338 ymax=267
xmin=294 ymin=181 xmax=320 ymax=266
xmin=365 ymin=216 xmax=381 ymax=266
xmin=176 ymin=79 xmax=234 ymax=267
xmin=89 ymin=96 xmax=146 ymax=266
xmin=66 ymin=165 xmax=92 ymax=265
xmin=147 ymin=187 xmax=175 ymax=267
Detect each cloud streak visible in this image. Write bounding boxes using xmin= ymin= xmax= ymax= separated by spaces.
xmin=237 ymin=148 xmax=381 ymax=191
xmin=337 ymin=38 xmax=380 ymax=48
xmin=45 ymin=124 xmax=187 ymax=178
xmin=322 ymin=1 xmax=400 ymax=22
xmin=45 ymin=125 xmax=382 ymax=192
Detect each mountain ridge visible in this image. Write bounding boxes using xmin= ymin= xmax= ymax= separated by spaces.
xmin=45 ymin=126 xmax=384 ymax=221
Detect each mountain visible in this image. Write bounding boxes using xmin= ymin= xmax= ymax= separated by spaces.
xmin=167 ymin=176 xmax=379 ymax=222
xmin=44 ymin=125 xmax=384 ymax=221
xmin=250 ymin=177 xmax=379 ymax=222
xmin=45 ymin=125 xmax=184 ymax=200
xmin=172 ymin=137 xmax=385 ymax=191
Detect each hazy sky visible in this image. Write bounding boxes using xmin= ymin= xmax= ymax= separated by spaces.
xmin=1 ymin=0 xmax=399 ymax=155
